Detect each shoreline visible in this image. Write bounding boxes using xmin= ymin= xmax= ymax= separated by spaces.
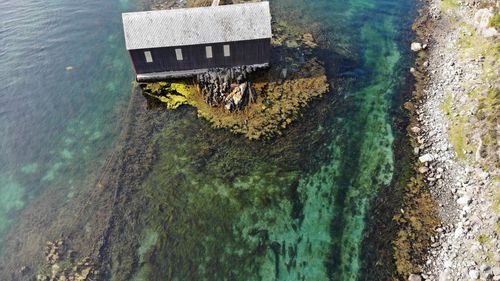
xmin=405 ymin=0 xmax=499 ymax=279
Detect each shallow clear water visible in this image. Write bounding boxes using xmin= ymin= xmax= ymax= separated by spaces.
xmin=0 ymin=0 xmax=134 ymax=246
xmin=0 ymin=0 xmax=415 ymax=279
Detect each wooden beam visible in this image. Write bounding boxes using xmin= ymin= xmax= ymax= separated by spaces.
xmin=211 ymin=0 xmax=220 ymax=6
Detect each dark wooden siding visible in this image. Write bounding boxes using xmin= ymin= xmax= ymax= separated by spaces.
xmin=129 ymin=39 xmax=270 ymax=74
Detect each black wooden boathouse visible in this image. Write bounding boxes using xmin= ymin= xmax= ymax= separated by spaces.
xmin=122 ymin=2 xmax=272 ymax=81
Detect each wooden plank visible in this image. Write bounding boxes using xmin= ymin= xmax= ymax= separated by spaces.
xmin=136 ymin=63 xmax=269 ymax=82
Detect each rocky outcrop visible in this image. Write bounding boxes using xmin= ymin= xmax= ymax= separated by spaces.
xmin=140 ymin=8 xmax=329 ymax=140
xmin=35 ymin=240 xmax=96 ymax=281
xmin=197 ymin=67 xmax=258 ymax=111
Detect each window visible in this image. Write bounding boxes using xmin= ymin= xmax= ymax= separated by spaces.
xmin=144 ymin=51 xmax=153 ymax=63
xmin=223 ymin=44 xmax=230 ymax=57
xmin=175 ymin=48 xmax=183 ymax=61
xmin=205 ymin=46 xmax=213 ymax=59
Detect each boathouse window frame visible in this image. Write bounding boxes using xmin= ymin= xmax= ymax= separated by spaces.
xmin=223 ymin=44 xmax=230 ymax=57
xmin=144 ymin=51 xmax=153 ymax=63
xmin=205 ymin=46 xmax=213 ymax=59
xmin=175 ymin=48 xmax=183 ymax=61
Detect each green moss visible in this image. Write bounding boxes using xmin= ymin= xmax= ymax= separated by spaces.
xmin=441 ymin=92 xmax=453 ymax=115
xmin=440 ymin=0 xmax=459 ymax=11
xmin=489 ymin=13 xmax=500 ymax=28
xmin=448 ymin=116 xmax=470 ymax=160
xmin=493 ymin=188 xmax=500 ymax=214
xmin=477 ymin=234 xmax=490 ymax=244
xmin=417 ymin=51 xmax=427 ymax=60
xmin=142 ymin=82 xmax=194 ymax=109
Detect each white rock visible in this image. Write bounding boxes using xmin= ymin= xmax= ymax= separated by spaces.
xmin=411 ymin=42 xmax=423 ymax=52
xmin=419 ymin=154 xmax=434 ymax=163
xmin=411 ymin=126 xmax=421 ymax=133
xmin=473 ymin=9 xmax=499 ymax=37
xmin=457 ymin=195 xmax=472 ymax=205
xmin=469 ymin=270 xmax=480 ymax=279
xmin=454 ymin=227 xmax=464 ymax=237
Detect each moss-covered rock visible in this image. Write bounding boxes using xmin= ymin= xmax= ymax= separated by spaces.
xmin=141 ymin=27 xmax=329 ymax=140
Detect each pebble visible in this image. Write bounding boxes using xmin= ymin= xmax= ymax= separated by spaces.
xmin=457 ymin=195 xmax=472 ymax=206
xmin=419 ymin=153 xmax=434 ymax=163
xmin=468 ymin=270 xmax=480 ymax=279
xmin=408 ymin=273 xmax=422 ymax=281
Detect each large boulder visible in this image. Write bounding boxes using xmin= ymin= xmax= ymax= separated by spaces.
xmin=411 ymin=42 xmax=423 ymax=52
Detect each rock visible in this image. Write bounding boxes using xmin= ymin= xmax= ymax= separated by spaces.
xmin=19 ymin=266 xmax=30 ymax=275
xmin=411 ymin=126 xmax=421 ymax=133
xmin=418 ymin=166 xmax=429 ymax=174
xmin=480 ymin=264 xmax=490 ymax=272
xmin=281 ymin=68 xmax=288 ymax=79
xmin=302 ymin=33 xmax=317 ymax=48
xmin=37 ymin=274 xmax=48 ymax=281
xmin=492 ymin=266 xmax=500 ymax=276
xmin=408 ymin=273 xmax=422 ymax=281
xmin=65 ymin=66 xmax=73 ymax=71
xmin=51 ymin=263 xmax=60 ymax=277
xmin=80 ymin=267 xmax=92 ymax=279
xmin=285 ymin=40 xmax=299 ymax=48
xmin=469 ymin=269 xmax=480 ymax=279
xmin=419 ymin=153 xmax=434 ymax=163
xmin=473 ymin=8 xmax=499 ymax=37
xmin=457 ymin=195 xmax=472 ymax=205
xmin=411 ymin=42 xmax=423 ymax=52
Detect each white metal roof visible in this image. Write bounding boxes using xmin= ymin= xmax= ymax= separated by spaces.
xmin=122 ymin=2 xmax=272 ymax=50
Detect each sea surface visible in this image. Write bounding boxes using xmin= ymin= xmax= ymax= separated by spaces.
xmin=0 ymin=0 xmax=415 ymax=279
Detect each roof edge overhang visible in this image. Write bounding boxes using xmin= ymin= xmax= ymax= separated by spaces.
xmin=124 ymin=37 xmax=272 ymax=51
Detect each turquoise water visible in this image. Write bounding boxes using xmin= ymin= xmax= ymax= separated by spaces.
xmin=104 ymin=0 xmax=415 ymax=280
xmin=0 ymin=0 xmax=134 ymax=247
xmin=0 ymin=0 xmax=415 ymax=279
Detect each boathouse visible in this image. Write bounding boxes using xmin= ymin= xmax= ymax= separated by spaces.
xmin=122 ymin=2 xmax=272 ymax=81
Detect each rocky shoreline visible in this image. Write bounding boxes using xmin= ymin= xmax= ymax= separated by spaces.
xmin=407 ymin=0 xmax=499 ymax=280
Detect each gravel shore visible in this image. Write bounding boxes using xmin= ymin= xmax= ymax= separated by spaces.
xmin=410 ymin=0 xmax=499 ymax=280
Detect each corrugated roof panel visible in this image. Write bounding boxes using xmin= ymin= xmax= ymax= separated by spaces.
xmin=122 ymin=2 xmax=272 ymax=50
